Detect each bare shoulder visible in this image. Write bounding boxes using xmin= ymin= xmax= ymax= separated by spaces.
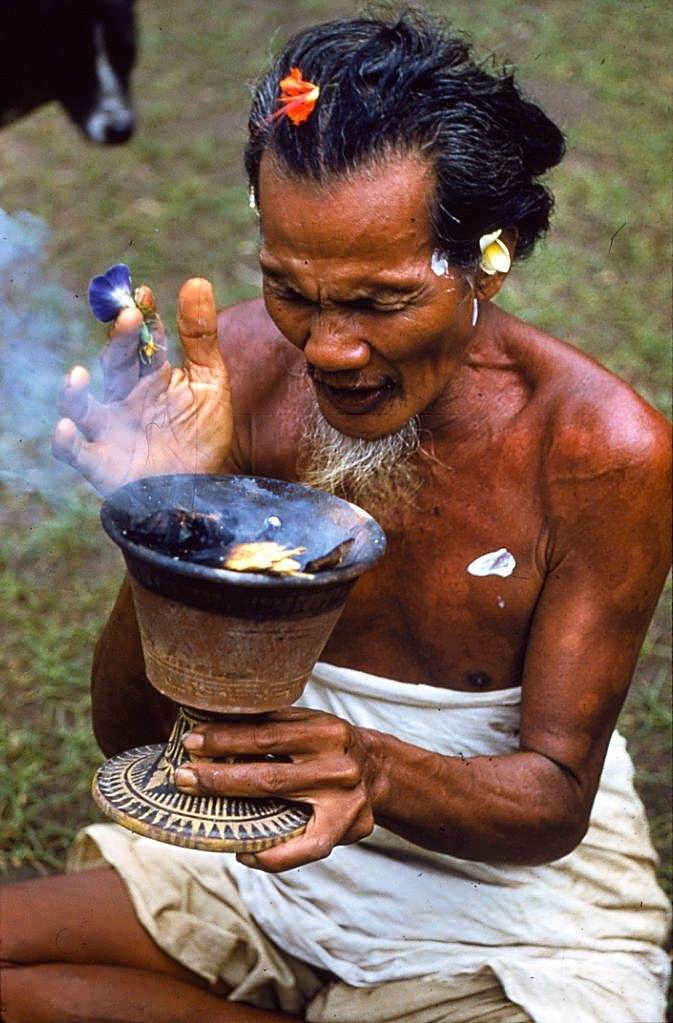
xmin=216 ymin=298 xmax=310 ymax=473
xmin=217 ymin=297 xmax=306 ymax=412
xmin=517 ymin=321 xmax=672 ymax=483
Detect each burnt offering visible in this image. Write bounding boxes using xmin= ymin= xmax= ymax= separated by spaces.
xmin=223 ymin=541 xmax=306 ymax=575
xmin=93 ymin=473 xmax=386 ymax=853
xmin=124 ymin=506 xmax=235 ymax=560
xmin=121 ymin=492 xmax=357 ymax=575
xmin=304 ymin=538 xmax=354 ymax=573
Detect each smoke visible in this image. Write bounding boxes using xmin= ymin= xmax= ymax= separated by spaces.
xmin=0 ymin=208 xmax=100 ymax=505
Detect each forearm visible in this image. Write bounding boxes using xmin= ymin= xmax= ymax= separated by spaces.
xmin=364 ymin=729 xmax=589 ymax=865
xmin=91 ymin=575 xmax=176 ymax=756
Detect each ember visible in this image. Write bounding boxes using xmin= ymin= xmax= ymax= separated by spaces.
xmin=304 ymin=538 xmax=354 ymax=573
xmin=122 ymin=504 xmax=356 ymax=576
xmin=123 ymin=506 xmax=235 ymax=560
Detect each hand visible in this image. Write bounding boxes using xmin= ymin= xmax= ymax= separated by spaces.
xmin=175 ymin=708 xmax=382 ymax=872
xmin=52 ymin=278 xmax=233 ymax=495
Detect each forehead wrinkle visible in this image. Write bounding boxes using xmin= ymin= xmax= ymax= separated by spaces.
xmin=259 ymin=151 xmax=436 ymax=264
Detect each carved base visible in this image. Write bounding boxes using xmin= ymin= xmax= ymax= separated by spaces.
xmin=92 ymin=708 xmax=311 ymax=852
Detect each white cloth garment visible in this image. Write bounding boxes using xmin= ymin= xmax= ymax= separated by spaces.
xmin=226 ymin=661 xmax=671 ymax=1023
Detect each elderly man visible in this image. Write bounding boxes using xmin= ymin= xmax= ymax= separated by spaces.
xmin=3 ymin=10 xmax=671 ymax=1023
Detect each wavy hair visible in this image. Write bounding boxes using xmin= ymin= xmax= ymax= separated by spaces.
xmin=245 ymin=8 xmax=565 ymax=267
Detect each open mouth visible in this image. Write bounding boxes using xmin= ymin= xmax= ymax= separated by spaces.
xmin=313 ymin=378 xmax=396 ymax=415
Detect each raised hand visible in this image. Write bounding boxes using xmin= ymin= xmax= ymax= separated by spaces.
xmin=52 ymin=278 xmax=233 ymax=495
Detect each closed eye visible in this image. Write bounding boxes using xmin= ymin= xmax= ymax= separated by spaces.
xmin=263 ymin=278 xmax=312 ymax=305
xmin=263 ymin=276 xmax=410 ymax=314
xmin=344 ymin=298 xmax=409 ymax=315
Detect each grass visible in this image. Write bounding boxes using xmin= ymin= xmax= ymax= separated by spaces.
xmin=0 ymin=0 xmax=670 ymax=960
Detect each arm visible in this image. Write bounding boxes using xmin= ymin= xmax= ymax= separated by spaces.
xmin=91 ymin=576 xmax=176 ymax=756
xmin=178 ymin=409 xmax=671 ymax=870
xmin=367 ymin=411 xmax=672 ymax=864
xmin=53 ymin=277 xmax=233 ymax=751
xmin=84 ymin=298 xmax=283 ymax=754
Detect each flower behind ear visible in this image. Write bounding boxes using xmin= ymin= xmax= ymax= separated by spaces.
xmin=479 ymin=230 xmax=511 ymax=275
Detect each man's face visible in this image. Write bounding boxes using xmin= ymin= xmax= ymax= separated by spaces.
xmin=258 ymin=152 xmax=475 ymax=440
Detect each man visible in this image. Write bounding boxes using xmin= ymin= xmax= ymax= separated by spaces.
xmin=3 ymin=11 xmax=671 ymax=1023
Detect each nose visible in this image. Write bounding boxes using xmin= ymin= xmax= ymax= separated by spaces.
xmin=303 ymin=310 xmax=370 ymax=373
xmin=85 ymin=105 xmax=135 ymax=144
xmin=103 ymin=117 xmax=134 ymax=144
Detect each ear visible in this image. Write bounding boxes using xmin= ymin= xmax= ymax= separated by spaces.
xmin=475 ymin=227 xmax=518 ymax=301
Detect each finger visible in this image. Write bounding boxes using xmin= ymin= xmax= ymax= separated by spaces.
xmin=183 ymin=711 xmax=341 ymax=758
xmin=51 ymin=419 xmax=110 ymax=495
xmin=52 ymin=417 xmax=82 ymax=467
xmin=237 ymin=806 xmax=343 ymax=873
xmin=177 ymin=278 xmax=226 ymax=375
xmin=101 ymin=306 xmax=144 ymax=401
xmin=174 ymin=755 xmax=358 ymax=798
xmin=58 ymin=366 xmax=108 ymax=441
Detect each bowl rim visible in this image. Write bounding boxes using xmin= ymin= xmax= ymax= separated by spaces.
xmin=100 ymin=473 xmax=387 ymax=590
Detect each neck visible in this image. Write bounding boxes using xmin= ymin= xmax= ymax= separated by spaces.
xmin=419 ymin=303 xmax=520 ymax=446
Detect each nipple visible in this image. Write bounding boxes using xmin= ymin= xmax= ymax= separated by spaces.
xmin=467 ymin=671 xmax=492 ymax=689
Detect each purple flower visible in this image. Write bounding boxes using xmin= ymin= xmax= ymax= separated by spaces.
xmin=88 ymin=263 xmax=136 ymax=322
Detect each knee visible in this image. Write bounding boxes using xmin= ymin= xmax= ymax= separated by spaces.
xmin=0 ymin=896 xmax=35 ymax=1023
xmin=0 ymin=966 xmax=28 ymax=1023
xmin=0 ymin=880 xmax=46 ymax=967
xmin=1 ymin=882 xmax=23 ymax=966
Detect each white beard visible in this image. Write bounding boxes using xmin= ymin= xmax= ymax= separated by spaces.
xmin=297 ymin=405 xmax=422 ymax=517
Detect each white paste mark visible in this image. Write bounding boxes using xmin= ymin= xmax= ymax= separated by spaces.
xmin=472 ymin=298 xmax=479 ymax=326
xmin=431 ymin=251 xmax=450 ymax=277
xmin=467 ymin=548 xmax=516 ymax=578
xmin=496 ymin=595 xmax=506 ymax=608
xmin=266 ymin=515 xmax=281 ymax=527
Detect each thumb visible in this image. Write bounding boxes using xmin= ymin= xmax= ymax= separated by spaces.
xmin=177 ymin=277 xmax=224 ymax=373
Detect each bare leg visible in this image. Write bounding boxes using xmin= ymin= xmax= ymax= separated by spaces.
xmin=1 ymin=869 xmax=300 ymax=1022
xmin=2 ymin=965 xmax=299 ymax=1022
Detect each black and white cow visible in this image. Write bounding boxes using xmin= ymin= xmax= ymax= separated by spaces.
xmin=0 ymin=0 xmax=137 ymax=144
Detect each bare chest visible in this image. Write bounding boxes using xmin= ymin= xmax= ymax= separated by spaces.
xmin=245 ymin=385 xmax=548 ymax=691
xmin=323 ymin=442 xmax=548 ymax=690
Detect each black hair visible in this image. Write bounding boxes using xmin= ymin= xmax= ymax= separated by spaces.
xmin=245 ymin=7 xmax=565 ymax=267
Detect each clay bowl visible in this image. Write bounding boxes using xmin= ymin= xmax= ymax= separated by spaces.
xmin=100 ymin=474 xmax=386 ymax=713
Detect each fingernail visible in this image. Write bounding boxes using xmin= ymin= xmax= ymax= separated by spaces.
xmin=237 ymin=854 xmax=258 ymax=868
xmin=182 ymin=732 xmax=204 ymax=751
xmin=175 ymin=766 xmax=198 ymax=788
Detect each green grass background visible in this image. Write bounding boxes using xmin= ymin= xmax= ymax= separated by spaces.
xmin=0 ymin=0 xmax=670 ymax=938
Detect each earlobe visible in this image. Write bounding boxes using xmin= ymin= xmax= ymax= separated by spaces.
xmin=475 ymin=274 xmax=503 ymax=302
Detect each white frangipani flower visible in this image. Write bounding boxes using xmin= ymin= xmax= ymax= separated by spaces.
xmin=478 ymin=229 xmax=511 ymax=275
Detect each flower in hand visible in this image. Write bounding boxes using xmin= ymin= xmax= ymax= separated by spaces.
xmin=88 ymin=263 xmax=163 ymax=365
xmin=88 ymin=263 xmax=136 ymax=321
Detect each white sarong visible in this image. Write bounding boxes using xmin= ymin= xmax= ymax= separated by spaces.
xmin=225 ymin=662 xmax=671 ymax=1023
xmin=71 ymin=662 xmax=671 ymax=1022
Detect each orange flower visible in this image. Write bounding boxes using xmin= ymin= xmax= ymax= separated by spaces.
xmin=272 ymin=67 xmax=320 ymax=126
